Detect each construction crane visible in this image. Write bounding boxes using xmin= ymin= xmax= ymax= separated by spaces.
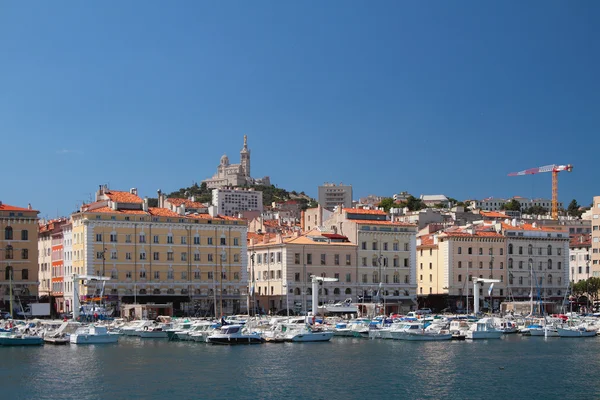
xmin=508 ymin=164 xmax=573 ymax=220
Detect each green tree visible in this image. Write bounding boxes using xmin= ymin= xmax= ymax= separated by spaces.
xmin=396 ymin=195 xmax=425 ymax=211
xmin=503 ymin=199 xmax=521 ymax=211
xmin=524 ymin=205 xmax=547 ymax=216
xmin=377 ymin=198 xmax=395 ymax=212
xmin=567 ymin=199 xmax=582 ymax=218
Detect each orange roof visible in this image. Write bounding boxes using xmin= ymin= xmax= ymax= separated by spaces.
xmin=480 ymin=211 xmax=509 ymax=219
xmin=166 ymin=198 xmax=206 ymax=209
xmin=569 ymin=234 xmax=591 ymax=247
xmin=104 ymin=191 xmax=143 ymax=204
xmin=89 ymin=207 xmax=147 ymax=215
xmin=148 ymin=208 xmax=182 ymax=217
xmin=0 ymin=203 xmax=38 ymax=213
xmin=344 ymin=208 xmax=386 ymax=215
xmin=418 ymin=234 xmax=438 ymax=248
xmin=500 ymin=222 xmax=567 ymax=233
xmin=440 ymin=225 xmax=504 ymax=238
xmin=348 ymin=219 xmax=416 ymax=227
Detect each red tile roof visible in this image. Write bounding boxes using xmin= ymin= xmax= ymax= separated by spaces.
xmin=0 ymin=203 xmax=39 ymax=213
xmin=480 ymin=211 xmax=509 ymax=219
xmin=148 ymin=208 xmax=183 ymax=217
xmin=348 ymin=219 xmax=416 ymax=227
xmin=570 ymin=234 xmax=591 ymax=247
xmin=166 ymin=198 xmax=206 ymax=209
xmin=89 ymin=207 xmax=147 ymax=215
xmin=344 ymin=208 xmax=386 ymax=215
xmin=104 ymin=191 xmax=143 ymax=204
xmin=500 ymin=222 xmax=567 ymax=233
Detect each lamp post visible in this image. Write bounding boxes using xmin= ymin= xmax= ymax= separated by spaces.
xmin=282 ymin=281 xmax=289 ymax=317
xmin=250 ymin=251 xmax=255 ymax=317
xmin=586 ymin=259 xmax=590 ymax=313
xmin=219 ymin=248 xmax=226 ymax=317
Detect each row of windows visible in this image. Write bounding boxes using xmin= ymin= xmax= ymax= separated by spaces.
xmin=362 ymin=256 xmax=408 ymax=267
xmin=111 ymin=270 xmax=240 ymax=281
xmin=3 ymin=268 xmax=29 ymax=280
xmin=4 ymin=227 xmax=28 ymax=240
xmin=507 ymin=259 xmax=562 ymax=270
xmin=97 ymin=251 xmax=240 ymax=263
xmin=96 ymin=233 xmax=239 ymax=246
xmin=259 ymin=287 xmax=355 ymax=296
xmin=508 ymin=244 xmax=561 ymax=256
xmin=3 ymin=246 xmax=29 ymax=260
xmin=454 ymin=261 xmax=504 ymax=269
xmin=457 ymin=247 xmax=503 ymax=256
xmin=361 ymin=242 xmax=409 ymax=251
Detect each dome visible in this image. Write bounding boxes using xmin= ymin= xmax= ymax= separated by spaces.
xmin=220 ymin=154 xmax=229 ymax=166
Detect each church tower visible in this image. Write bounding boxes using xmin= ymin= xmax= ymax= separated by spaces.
xmin=240 ymin=135 xmax=251 ymax=178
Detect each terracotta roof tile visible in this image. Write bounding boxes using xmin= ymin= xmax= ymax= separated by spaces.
xmin=480 ymin=211 xmax=509 ymax=219
xmin=89 ymin=207 xmax=147 ymax=215
xmin=344 ymin=208 xmax=386 ymax=215
xmin=0 ymin=203 xmax=39 ymax=213
xmin=166 ymin=198 xmax=206 ymax=209
xmin=500 ymin=222 xmax=567 ymax=233
xmin=148 ymin=208 xmax=183 ymax=217
xmin=104 ymin=191 xmax=143 ymax=204
xmin=570 ymin=234 xmax=591 ymax=247
xmin=348 ymin=219 xmax=416 ymax=227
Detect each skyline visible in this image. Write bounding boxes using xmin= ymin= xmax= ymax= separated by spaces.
xmin=1 ymin=2 xmax=598 ymax=217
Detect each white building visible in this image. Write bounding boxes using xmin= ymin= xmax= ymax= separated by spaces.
xmin=471 ymin=196 xmax=563 ymax=212
xmin=212 ymin=188 xmax=263 ymax=217
xmin=420 ymin=195 xmax=450 ymax=208
xmin=569 ymin=234 xmax=591 ymax=282
xmin=591 ymin=196 xmax=600 ymax=277
xmin=318 ymin=183 xmax=353 ymax=210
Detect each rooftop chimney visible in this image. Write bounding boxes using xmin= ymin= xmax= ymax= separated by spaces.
xmin=28 ymin=203 xmax=32 ymax=210
xmin=130 ymin=188 xmax=138 ymax=196
xmin=143 ymin=197 xmax=149 ymax=212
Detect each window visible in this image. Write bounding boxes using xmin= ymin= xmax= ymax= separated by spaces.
xmin=528 ymin=244 xmax=533 ymax=255
xmin=394 ymin=257 xmax=399 ymax=267
xmin=153 ymin=252 xmax=160 ymax=261
xmin=307 ymin=254 xmax=312 ymax=265
xmin=126 ymin=252 xmax=132 ymax=260
xmin=458 ymin=247 xmax=462 ymax=254
xmin=167 ymin=252 xmax=174 ymax=261
xmin=21 ymin=249 xmax=28 ymax=259
xmin=518 ymin=246 xmax=523 ymax=255
xmin=207 ymin=237 xmax=213 ymax=245
xmin=111 ymin=270 xmax=118 ymax=279
xmin=125 ymin=235 xmax=132 ymax=243
xmin=139 ymin=270 xmax=146 ymax=279
xmin=167 ymin=269 xmax=174 ymax=279
xmin=181 ymin=252 xmax=187 ymax=261
xmin=295 ymin=272 xmax=300 ymax=282
xmin=193 ymin=236 xmax=200 ymax=245
xmin=181 ymin=236 xmax=187 ymax=245
xmin=372 ymin=242 xmax=378 ymax=251
xmin=220 ymin=237 xmax=226 ymax=246
xmin=458 ymin=274 xmax=462 ymax=282
xmin=321 ymin=254 xmax=326 ymax=265
xmin=362 ymin=257 xmax=367 ymax=267
xmin=518 ymin=277 xmax=523 ymax=285
xmin=167 ymin=235 xmax=173 ymax=244
xmin=500 ymin=248 xmax=503 ymax=255
xmin=233 ymin=237 xmax=239 ymax=246
xmin=393 ymin=242 xmax=399 ymax=251
xmin=383 ymin=242 xmax=388 ymax=251
xmin=346 ymin=273 xmax=352 ymax=282
xmin=294 ymin=253 xmax=300 ymax=264
xmin=346 ymin=254 xmax=351 ymax=265
xmin=404 ymin=258 xmax=408 ymax=267
xmin=334 ymin=254 xmax=340 ymax=265
xmin=429 ymin=274 xmax=432 ymax=282
xmin=126 ymin=271 xmax=132 ymax=279
xmin=518 ymin=261 xmax=523 ymax=269
xmin=21 ymin=230 xmax=28 ymax=241
xmin=95 ymin=233 xmax=102 ymax=242
xmin=208 ymin=254 xmax=213 ymax=262
xmin=22 ymin=269 xmax=28 ymax=280
xmin=468 ymin=247 xmax=472 ymax=255
xmin=547 ymin=259 xmax=552 ymax=269
xmin=458 ymin=261 xmax=462 ymax=268
xmin=194 ymin=252 xmax=200 ymax=261
xmin=139 ymin=234 xmax=146 ymax=243
xmin=508 ymin=258 xmax=513 ymax=269
xmin=557 ymin=248 xmax=562 ymax=256
xmin=362 ymin=274 xmax=368 ymax=283
xmin=154 ymin=271 xmax=160 ymax=280
xmin=558 ymin=262 xmax=561 ymax=270
xmin=110 ymin=233 xmax=118 ymax=243
xmin=153 ymin=235 xmax=159 ymax=244
xmin=181 ymin=271 xmax=188 ymax=280
xmin=361 ymin=242 xmax=366 ymax=250
xmin=111 ymin=251 xmax=117 ymax=260
xmin=139 ymin=252 xmax=146 ymax=260
xmin=479 ymin=248 xmax=483 ymax=255
xmin=234 ymin=272 xmax=240 ymax=280
xmin=96 ymin=251 xmax=103 ymax=260
xmin=429 ymin=263 xmax=432 ymax=270
xmin=547 ymin=245 xmax=552 ymax=255
xmin=508 ymin=244 xmax=513 ymax=255
xmin=208 ymin=271 xmax=214 ymax=280
xmin=234 ymin=254 xmax=239 ymax=262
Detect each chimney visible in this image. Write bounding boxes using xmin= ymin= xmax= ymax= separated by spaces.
xmin=110 ymin=201 xmax=118 ymax=211
xmin=178 ymin=204 xmax=186 ymax=215
xmin=0 ymin=201 xmax=2 ymax=206
xmin=130 ymin=188 xmax=138 ymax=196
xmin=143 ymin=197 xmax=149 ymax=212
xmin=300 ymin=210 xmax=305 ymax=232
xmin=157 ymin=189 xmax=162 ymax=208
xmin=28 ymin=203 xmax=32 ymax=210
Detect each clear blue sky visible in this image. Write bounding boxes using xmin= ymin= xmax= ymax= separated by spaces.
xmin=1 ymin=1 xmax=598 ymax=218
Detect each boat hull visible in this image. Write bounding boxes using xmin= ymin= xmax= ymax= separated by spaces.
xmin=465 ymin=331 xmax=503 ymax=340
xmin=392 ymin=332 xmax=452 ymax=341
xmin=207 ymin=336 xmax=263 ymax=345
xmin=138 ymin=331 xmax=168 ymax=338
xmin=70 ymin=334 xmax=118 ymax=344
xmin=290 ymin=332 xmax=334 ymax=342
xmin=556 ymin=328 xmax=597 ymax=337
xmin=0 ymin=336 xmax=44 ymax=346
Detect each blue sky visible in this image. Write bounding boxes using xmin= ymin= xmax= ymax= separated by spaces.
xmin=1 ymin=1 xmax=598 ymax=218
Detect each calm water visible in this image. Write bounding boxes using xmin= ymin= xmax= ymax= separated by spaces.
xmin=2 ymin=335 xmax=600 ymax=399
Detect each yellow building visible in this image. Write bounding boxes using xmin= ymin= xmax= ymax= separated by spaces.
xmin=0 ymin=201 xmax=39 ymax=314
xmin=70 ymin=186 xmax=248 ymax=316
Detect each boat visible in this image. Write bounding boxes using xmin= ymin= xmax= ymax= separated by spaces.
xmin=464 ymin=318 xmax=503 ymax=340
xmin=70 ymin=325 xmax=119 ymax=344
xmin=137 ymin=323 xmax=171 ymax=338
xmin=207 ymin=324 xmax=264 ymax=345
xmin=120 ymin=320 xmax=154 ymax=336
xmin=284 ymin=324 xmax=334 ymax=342
xmin=390 ymin=322 xmax=452 ymax=341
xmin=0 ymin=332 xmax=44 ymax=346
xmin=190 ymin=322 xmax=221 ymax=343
xmin=556 ymin=326 xmax=597 ymax=338
xmin=317 ymin=298 xmax=359 ymax=315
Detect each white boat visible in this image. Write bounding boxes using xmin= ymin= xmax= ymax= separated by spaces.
xmin=464 ymin=318 xmax=503 ymax=340
xmin=318 ymin=298 xmax=359 ymax=315
xmin=391 ymin=322 xmax=452 ymax=341
xmin=120 ymin=320 xmax=153 ymax=336
xmin=284 ymin=324 xmax=334 ymax=342
xmin=190 ymin=322 xmax=221 ymax=343
xmin=556 ymin=326 xmax=597 ymax=338
xmin=137 ymin=323 xmax=172 ymax=338
xmin=207 ymin=324 xmax=264 ymax=345
xmin=70 ymin=325 xmax=118 ymax=344
xmin=0 ymin=332 xmax=44 ymax=346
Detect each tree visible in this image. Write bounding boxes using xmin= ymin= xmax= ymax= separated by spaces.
xmin=503 ymin=199 xmax=521 ymax=212
xmin=377 ymin=198 xmax=395 ymax=212
xmin=396 ymin=195 xmax=425 ymax=211
xmin=567 ymin=199 xmax=583 ymax=218
xmin=524 ymin=205 xmax=547 ymax=216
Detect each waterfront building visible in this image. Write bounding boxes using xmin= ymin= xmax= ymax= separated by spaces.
xmin=0 ymin=201 xmax=39 ymax=313
xmin=569 ymin=234 xmax=591 ymax=282
xmin=212 ymin=187 xmax=263 ymax=217
xmin=202 ymin=135 xmax=270 ymax=189
xmin=591 ymin=196 xmax=600 ymax=277
xmin=62 ymin=222 xmax=73 ymax=314
xmin=69 ymin=185 xmax=248 ymax=316
xmin=324 ymin=207 xmax=418 ymax=313
xmin=38 ymin=218 xmax=67 ymax=300
xmin=318 ymin=183 xmax=353 ymax=210
xmin=248 ymin=230 xmax=357 ymax=314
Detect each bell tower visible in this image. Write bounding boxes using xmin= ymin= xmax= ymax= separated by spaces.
xmin=240 ymin=135 xmax=250 ymax=178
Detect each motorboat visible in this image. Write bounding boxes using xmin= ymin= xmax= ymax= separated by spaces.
xmin=556 ymin=325 xmax=597 ymax=338
xmin=464 ymin=318 xmax=503 ymax=339
xmin=70 ymin=325 xmax=119 ymax=344
xmin=120 ymin=320 xmax=153 ymax=336
xmin=190 ymin=322 xmax=221 ymax=343
xmin=390 ymin=322 xmax=452 ymax=341
xmin=317 ymin=298 xmax=359 ymax=316
xmin=207 ymin=324 xmax=264 ymax=345
xmin=137 ymin=322 xmax=172 ymax=338
xmin=0 ymin=332 xmax=43 ymax=346
xmin=282 ymin=324 xmax=333 ymax=342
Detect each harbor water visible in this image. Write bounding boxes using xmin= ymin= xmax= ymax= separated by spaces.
xmin=2 ymin=335 xmax=600 ymax=399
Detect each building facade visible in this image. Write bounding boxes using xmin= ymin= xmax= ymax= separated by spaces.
xmin=212 ymin=188 xmax=263 ymax=217
xmin=591 ymin=196 xmax=600 ymax=277
xmin=318 ymin=183 xmax=353 ymax=210
xmin=69 ymin=186 xmax=248 ymax=316
xmin=569 ymin=234 xmax=591 ymax=282
xmin=248 ymin=230 xmax=357 ymax=314
xmin=202 ymin=136 xmax=270 ymax=189
xmin=0 ymin=201 xmax=39 ymax=314
xmin=324 ymin=208 xmax=418 ymax=313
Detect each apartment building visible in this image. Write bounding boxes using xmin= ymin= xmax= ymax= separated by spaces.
xmin=591 ymin=196 xmax=600 ymax=277
xmin=318 ymin=183 xmax=353 ymax=210
xmin=68 ymin=186 xmax=248 ymax=316
xmin=212 ymin=188 xmax=263 ymax=217
xmin=324 ymin=207 xmax=418 ymax=313
xmin=248 ymin=230 xmax=357 ymax=314
xmin=38 ymin=218 xmax=68 ymax=300
xmin=569 ymin=234 xmax=591 ymax=282
xmin=0 ymin=201 xmax=39 ymax=314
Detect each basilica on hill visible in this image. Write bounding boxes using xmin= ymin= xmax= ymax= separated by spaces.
xmin=202 ymin=135 xmax=270 ymax=189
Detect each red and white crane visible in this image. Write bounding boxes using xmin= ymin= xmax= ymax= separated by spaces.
xmin=507 ymin=164 xmax=573 ymax=220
